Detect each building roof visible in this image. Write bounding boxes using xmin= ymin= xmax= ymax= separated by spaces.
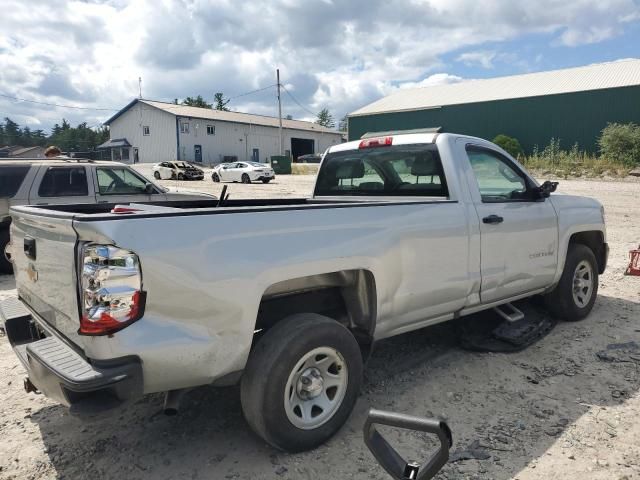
xmin=350 ymin=59 xmax=640 ymax=117
xmin=8 ymin=146 xmax=45 ymax=156
xmin=105 ymin=99 xmax=341 ymax=135
xmin=97 ymin=138 xmax=132 ymax=149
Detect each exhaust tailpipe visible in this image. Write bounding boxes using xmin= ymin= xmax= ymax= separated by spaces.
xmin=163 ymin=389 xmax=187 ymax=416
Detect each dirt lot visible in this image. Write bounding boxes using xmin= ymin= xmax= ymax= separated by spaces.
xmin=1 ymin=176 xmax=639 ymax=480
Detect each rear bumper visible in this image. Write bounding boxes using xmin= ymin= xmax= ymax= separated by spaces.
xmin=1 ymin=296 xmax=143 ymax=416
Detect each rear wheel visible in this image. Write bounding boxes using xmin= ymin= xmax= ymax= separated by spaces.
xmin=241 ymin=174 xmax=251 ymax=184
xmin=153 ymin=171 xmax=161 ymax=179
xmin=241 ymin=314 xmax=363 ymax=452
xmin=0 ymin=228 xmax=12 ymax=274
xmin=212 ymin=173 xmax=220 ymax=182
xmin=261 ymin=178 xmax=271 ymax=184
xmin=544 ymin=243 xmax=598 ymax=321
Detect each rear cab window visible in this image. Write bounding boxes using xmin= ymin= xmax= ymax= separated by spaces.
xmin=38 ymin=167 xmax=89 ymax=197
xmin=0 ymin=165 xmax=30 ymax=198
xmin=314 ymin=144 xmax=449 ymax=197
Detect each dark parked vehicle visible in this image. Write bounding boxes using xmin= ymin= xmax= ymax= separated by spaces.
xmin=295 ymin=153 xmax=322 ymax=163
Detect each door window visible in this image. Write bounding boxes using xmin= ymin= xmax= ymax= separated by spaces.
xmin=0 ymin=166 xmax=30 ymax=197
xmin=38 ymin=167 xmax=88 ymax=197
xmin=466 ymin=147 xmax=531 ymax=202
xmin=96 ymin=167 xmax=151 ymax=195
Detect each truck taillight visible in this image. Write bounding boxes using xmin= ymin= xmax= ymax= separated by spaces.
xmin=359 ymin=136 xmax=393 ymax=149
xmin=79 ymin=244 xmax=145 ymax=336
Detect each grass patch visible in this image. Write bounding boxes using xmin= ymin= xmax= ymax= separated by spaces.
xmin=519 ymin=139 xmax=633 ymax=178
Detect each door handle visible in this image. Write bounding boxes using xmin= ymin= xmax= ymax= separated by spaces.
xmin=482 ymin=214 xmax=504 ymax=225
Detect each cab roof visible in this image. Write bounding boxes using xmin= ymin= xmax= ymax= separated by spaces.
xmin=327 ymin=132 xmax=440 ymax=154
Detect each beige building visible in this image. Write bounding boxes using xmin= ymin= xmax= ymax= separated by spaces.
xmin=100 ymin=99 xmax=343 ymax=165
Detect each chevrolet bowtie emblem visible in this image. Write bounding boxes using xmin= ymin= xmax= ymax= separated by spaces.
xmin=26 ymin=263 xmax=38 ymax=283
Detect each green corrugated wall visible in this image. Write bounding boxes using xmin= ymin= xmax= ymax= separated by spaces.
xmin=348 ymin=85 xmax=640 ymax=153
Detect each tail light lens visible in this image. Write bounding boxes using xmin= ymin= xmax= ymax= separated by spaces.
xmin=79 ymin=244 xmax=145 ymax=336
xmin=359 ymin=136 xmax=393 ymax=149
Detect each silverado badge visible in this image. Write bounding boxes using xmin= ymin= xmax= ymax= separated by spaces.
xmin=26 ymin=263 xmax=38 ymax=283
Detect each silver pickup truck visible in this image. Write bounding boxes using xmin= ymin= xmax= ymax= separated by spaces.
xmin=1 ymin=132 xmax=607 ymax=452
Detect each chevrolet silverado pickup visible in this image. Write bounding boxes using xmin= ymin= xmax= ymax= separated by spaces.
xmin=0 ymin=159 xmax=214 ymax=273
xmin=1 ymin=132 xmax=608 ymax=452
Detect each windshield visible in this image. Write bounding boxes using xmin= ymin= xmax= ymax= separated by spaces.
xmin=314 ymin=144 xmax=448 ymax=197
xmin=175 ymin=162 xmax=190 ymax=169
xmin=247 ymin=162 xmax=266 ymax=167
xmin=96 ymin=167 xmax=154 ymax=195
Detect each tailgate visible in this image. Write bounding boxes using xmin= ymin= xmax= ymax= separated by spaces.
xmin=10 ymin=208 xmax=82 ymax=345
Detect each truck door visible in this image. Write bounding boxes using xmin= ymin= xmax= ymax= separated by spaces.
xmin=29 ymin=165 xmax=95 ymax=205
xmin=462 ymin=143 xmax=558 ymax=303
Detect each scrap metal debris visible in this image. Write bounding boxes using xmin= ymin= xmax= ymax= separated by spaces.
xmin=596 ymin=341 xmax=640 ymax=363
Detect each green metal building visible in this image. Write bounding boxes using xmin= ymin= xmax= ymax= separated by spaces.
xmin=348 ymin=59 xmax=640 ymax=153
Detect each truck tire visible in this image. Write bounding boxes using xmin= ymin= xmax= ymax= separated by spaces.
xmin=544 ymin=243 xmax=599 ymax=321
xmin=0 ymin=228 xmax=12 ymax=274
xmin=241 ymin=313 xmax=363 ymax=452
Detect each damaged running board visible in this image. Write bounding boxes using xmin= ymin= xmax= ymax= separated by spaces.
xmin=493 ymin=303 xmax=524 ymax=323
xmin=458 ymin=303 xmax=557 ymax=353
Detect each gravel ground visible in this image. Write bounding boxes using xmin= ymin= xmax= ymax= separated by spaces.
xmin=0 ymin=176 xmax=639 ymax=480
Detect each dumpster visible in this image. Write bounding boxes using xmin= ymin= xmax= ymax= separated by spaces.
xmin=270 ymin=155 xmax=292 ymax=175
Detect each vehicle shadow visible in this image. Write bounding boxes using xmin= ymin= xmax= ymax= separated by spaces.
xmin=29 ymin=293 xmax=639 ymax=480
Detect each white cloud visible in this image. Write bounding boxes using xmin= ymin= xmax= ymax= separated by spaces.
xmin=0 ymin=0 xmax=638 ymax=133
xmin=397 ymin=73 xmax=465 ymax=90
xmin=457 ymin=51 xmax=498 ymax=69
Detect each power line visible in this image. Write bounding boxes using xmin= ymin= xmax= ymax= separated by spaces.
xmin=281 ymin=85 xmax=316 ymax=117
xmin=228 ymin=84 xmax=277 ymax=101
xmin=0 ymin=93 xmax=118 ymax=111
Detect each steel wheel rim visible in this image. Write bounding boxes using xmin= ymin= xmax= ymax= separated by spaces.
xmin=572 ymin=260 xmax=594 ymax=308
xmin=284 ymin=346 xmax=348 ymax=430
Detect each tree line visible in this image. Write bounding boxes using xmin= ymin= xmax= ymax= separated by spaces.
xmin=0 ymin=117 xmax=109 ymax=152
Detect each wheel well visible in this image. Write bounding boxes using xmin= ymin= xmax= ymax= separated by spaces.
xmin=255 ymin=270 xmax=377 ymax=360
xmin=569 ymin=231 xmax=606 ymax=273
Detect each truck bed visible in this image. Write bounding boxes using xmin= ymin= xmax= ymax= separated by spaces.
xmin=15 ymin=197 xmax=453 ymax=220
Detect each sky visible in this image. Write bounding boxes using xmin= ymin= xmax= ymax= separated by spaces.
xmin=0 ymin=0 xmax=639 ymax=134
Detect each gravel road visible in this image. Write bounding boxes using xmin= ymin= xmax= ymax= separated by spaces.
xmin=0 ymin=176 xmax=639 ymax=480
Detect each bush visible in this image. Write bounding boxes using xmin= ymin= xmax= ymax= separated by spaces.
xmin=492 ymin=134 xmax=524 ymax=159
xmin=598 ymin=123 xmax=640 ymax=166
xmin=520 ymin=138 xmax=632 ymax=178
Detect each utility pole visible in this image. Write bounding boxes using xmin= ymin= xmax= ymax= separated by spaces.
xmin=277 ymin=69 xmax=283 ymax=155
xmin=138 ymin=77 xmax=142 ymax=99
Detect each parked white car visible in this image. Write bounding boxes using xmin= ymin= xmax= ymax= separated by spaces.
xmin=211 ymin=161 xmax=275 ymax=184
xmin=152 ymin=161 xmax=204 ymax=181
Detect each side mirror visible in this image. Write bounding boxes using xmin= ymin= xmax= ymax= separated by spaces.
xmin=144 ymin=183 xmax=155 ymax=194
xmin=534 ymin=180 xmax=559 ymax=199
